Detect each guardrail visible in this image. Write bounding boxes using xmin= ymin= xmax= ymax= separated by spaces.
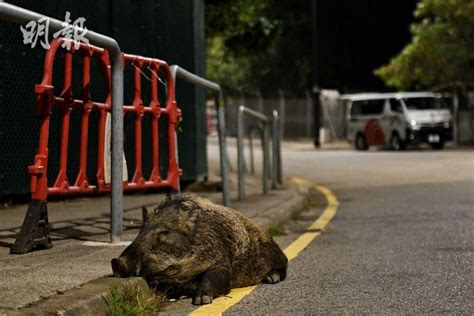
xmin=0 ymin=1 xmax=126 ymax=252
xmin=247 ymin=128 xmax=260 ymax=174
xmin=272 ymin=110 xmax=283 ymax=186
xmin=247 ymin=112 xmax=281 ymax=181
xmin=121 ymin=54 xmax=181 ymax=191
xmin=170 ymin=65 xmax=230 ymax=206
xmin=7 ymin=36 xmax=183 ymax=253
xmin=237 ymin=106 xmax=282 ymax=200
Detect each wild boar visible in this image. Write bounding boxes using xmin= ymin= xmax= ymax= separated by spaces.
xmin=111 ymin=193 xmax=288 ymax=305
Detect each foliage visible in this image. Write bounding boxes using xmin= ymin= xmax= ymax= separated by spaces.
xmin=205 ymin=0 xmax=281 ymax=91
xmin=206 ymin=34 xmax=254 ymax=91
xmin=107 ymin=281 xmax=165 ymax=316
xmin=375 ymin=0 xmax=474 ymax=91
xmin=268 ymin=223 xmax=286 ymax=237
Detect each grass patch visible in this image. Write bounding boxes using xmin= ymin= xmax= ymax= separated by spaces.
xmin=268 ymin=223 xmax=286 ymax=237
xmin=107 ymin=281 xmax=166 ymax=316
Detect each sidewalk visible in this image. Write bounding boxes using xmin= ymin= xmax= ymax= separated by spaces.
xmin=0 ymin=158 xmax=312 ymax=314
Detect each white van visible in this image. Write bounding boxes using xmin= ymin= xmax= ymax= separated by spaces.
xmin=344 ymin=92 xmax=453 ymax=150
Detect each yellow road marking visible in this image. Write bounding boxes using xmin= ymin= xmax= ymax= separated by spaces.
xmin=283 ymin=232 xmax=320 ymax=261
xmin=190 ymin=180 xmax=339 ymax=316
xmin=190 ymin=286 xmax=257 ymax=316
xmin=308 ymin=185 xmax=339 ymax=232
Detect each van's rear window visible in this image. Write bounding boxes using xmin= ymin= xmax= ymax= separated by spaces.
xmin=351 ymin=99 xmax=385 ymax=115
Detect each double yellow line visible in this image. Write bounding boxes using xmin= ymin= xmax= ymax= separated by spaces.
xmin=191 ymin=179 xmax=339 ymax=316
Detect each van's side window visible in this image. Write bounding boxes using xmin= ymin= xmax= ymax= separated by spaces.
xmin=352 ymin=100 xmax=384 ymax=116
xmin=389 ymin=99 xmax=403 ymax=113
xmin=350 ymin=102 xmax=362 ymax=116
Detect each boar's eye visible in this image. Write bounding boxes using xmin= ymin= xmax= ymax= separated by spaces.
xmin=159 ymin=229 xmax=169 ymax=235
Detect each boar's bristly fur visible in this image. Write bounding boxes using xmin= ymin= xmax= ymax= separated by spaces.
xmin=111 ymin=193 xmax=288 ymax=305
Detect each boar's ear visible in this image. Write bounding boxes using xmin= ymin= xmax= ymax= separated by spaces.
xmin=186 ymin=209 xmax=199 ymax=231
xmin=142 ymin=207 xmax=151 ymax=225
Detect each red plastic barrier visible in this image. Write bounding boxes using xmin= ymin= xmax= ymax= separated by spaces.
xmin=29 ymin=38 xmax=181 ymax=202
xmin=121 ymin=53 xmax=181 ymax=191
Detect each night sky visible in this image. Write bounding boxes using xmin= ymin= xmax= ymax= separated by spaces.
xmin=314 ymin=0 xmax=419 ymax=92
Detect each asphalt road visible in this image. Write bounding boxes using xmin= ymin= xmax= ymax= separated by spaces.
xmin=225 ymin=144 xmax=473 ymax=314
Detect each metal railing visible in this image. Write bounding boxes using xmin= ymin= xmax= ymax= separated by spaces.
xmin=0 ymin=1 xmax=125 ymax=247
xmin=272 ymin=110 xmax=283 ymax=186
xmin=237 ymin=106 xmax=282 ymax=200
xmin=247 ymin=127 xmax=260 ymax=174
xmin=278 ymin=90 xmax=286 ymax=140
xmin=170 ymin=65 xmax=230 ymax=206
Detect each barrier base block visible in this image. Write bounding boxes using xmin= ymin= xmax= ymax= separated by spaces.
xmin=10 ymin=200 xmax=52 ymax=254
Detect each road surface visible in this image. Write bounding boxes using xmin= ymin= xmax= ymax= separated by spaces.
xmin=218 ymin=143 xmax=474 ymax=314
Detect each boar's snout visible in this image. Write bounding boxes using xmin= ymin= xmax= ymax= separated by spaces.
xmin=111 ymin=257 xmax=130 ymax=277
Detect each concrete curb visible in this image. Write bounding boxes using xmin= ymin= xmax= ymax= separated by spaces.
xmin=4 ymin=177 xmax=314 ymax=316
xmin=253 ymin=178 xmax=313 ymax=230
xmin=3 ymin=277 xmax=149 ymax=316
xmin=254 ymin=196 xmax=303 ymax=229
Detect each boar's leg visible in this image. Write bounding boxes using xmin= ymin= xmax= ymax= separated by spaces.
xmin=262 ymin=241 xmax=288 ymax=284
xmin=192 ymin=267 xmax=231 ymax=305
xmin=264 ymin=270 xmax=286 ymax=284
xmin=263 ymin=260 xmax=287 ymax=284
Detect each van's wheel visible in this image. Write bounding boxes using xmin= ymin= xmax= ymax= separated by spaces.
xmin=355 ymin=134 xmax=368 ymax=151
xmin=431 ymin=141 xmax=445 ymax=150
xmin=389 ymin=133 xmax=405 ymax=150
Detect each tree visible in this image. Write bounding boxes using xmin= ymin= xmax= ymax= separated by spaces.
xmin=375 ymin=0 xmax=474 ymax=92
xmin=205 ymin=1 xmax=314 ymax=95
xmin=205 ymin=0 xmax=281 ymax=91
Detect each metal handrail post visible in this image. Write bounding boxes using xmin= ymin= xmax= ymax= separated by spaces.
xmin=248 ymin=133 xmax=254 ymax=174
xmin=278 ymin=90 xmax=286 ymax=140
xmin=277 ymin=112 xmax=283 ymax=184
xmin=0 ymin=1 xmax=124 ymax=243
xmin=248 ymin=128 xmax=259 ymax=174
xmin=237 ymin=106 xmax=246 ymax=200
xmin=237 ymin=106 xmax=270 ymax=200
xmin=272 ymin=110 xmax=280 ymax=188
xmin=170 ymin=65 xmax=230 ymax=206
xmin=262 ymin=121 xmax=269 ymax=194
xmin=217 ymin=93 xmax=233 ymax=173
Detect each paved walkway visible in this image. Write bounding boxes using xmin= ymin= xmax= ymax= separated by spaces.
xmin=0 ymin=143 xmax=306 ymax=311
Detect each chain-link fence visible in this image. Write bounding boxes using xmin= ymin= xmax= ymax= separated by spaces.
xmin=219 ymin=89 xmax=346 ymax=141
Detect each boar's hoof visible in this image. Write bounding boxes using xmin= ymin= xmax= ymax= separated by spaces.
xmin=193 ymin=294 xmax=212 ymax=305
xmin=264 ymin=272 xmax=281 ymax=284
